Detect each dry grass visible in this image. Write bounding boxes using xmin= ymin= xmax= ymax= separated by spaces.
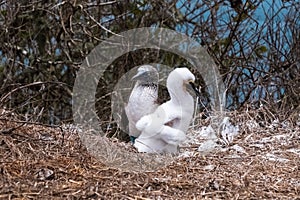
xmin=0 ymin=108 xmax=299 ymax=199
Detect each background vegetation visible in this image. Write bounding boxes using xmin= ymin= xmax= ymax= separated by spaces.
xmin=0 ymin=0 xmax=299 ymax=128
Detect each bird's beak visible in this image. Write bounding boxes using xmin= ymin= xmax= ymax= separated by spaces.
xmin=131 ymin=70 xmax=145 ymax=81
xmin=189 ymin=82 xmax=200 ymax=96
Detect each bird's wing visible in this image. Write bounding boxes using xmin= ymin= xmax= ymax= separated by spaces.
xmin=159 ymin=126 xmax=186 ymax=145
xmin=135 ymin=115 xmax=152 ymax=132
xmin=134 ymin=103 xmax=187 ymax=153
xmin=136 ymin=106 xmax=166 ymax=136
xmin=134 ymin=125 xmax=185 ymax=153
xmin=159 ymin=103 xmax=182 ymax=127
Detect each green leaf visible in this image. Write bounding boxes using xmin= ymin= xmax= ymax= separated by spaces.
xmin=255 ymin=45 xmax=268 ymax=58
xmin=256 ymin=45 xmax=268 ymax=53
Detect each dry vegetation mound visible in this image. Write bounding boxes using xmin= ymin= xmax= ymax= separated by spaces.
xmin=0 ymin=109 xmax=299 ymax=199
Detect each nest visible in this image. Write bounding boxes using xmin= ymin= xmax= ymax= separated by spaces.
xmin=0 ymin=108 xmax=299 ymax=199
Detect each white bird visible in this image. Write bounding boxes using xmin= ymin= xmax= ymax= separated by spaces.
xmin=134 ymin=67 xmax=200 ymax=153
xmin=125 ymin=65 xmax=159 ymax=143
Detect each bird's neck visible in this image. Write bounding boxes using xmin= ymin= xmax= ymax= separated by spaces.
xmin=139 ymin=82 xmax=158 ymax=88
xmin=168 ymin=85 xmax=193 ymax=106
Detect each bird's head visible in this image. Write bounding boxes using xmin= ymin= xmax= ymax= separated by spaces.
xmin=167 ymin=67 xmax=200 ymax=96
xmin=131 ymin=65 xmax=158 ymax=82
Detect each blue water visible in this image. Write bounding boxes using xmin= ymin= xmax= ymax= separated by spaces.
xmin=0 ymin=1 xmax=297 ymax=109
xmin=175 ymin=0 xmax=298 ymax=108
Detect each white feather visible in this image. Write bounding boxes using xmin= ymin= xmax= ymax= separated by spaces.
xmin=134 ymin=67 xmax=198 ymax=153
